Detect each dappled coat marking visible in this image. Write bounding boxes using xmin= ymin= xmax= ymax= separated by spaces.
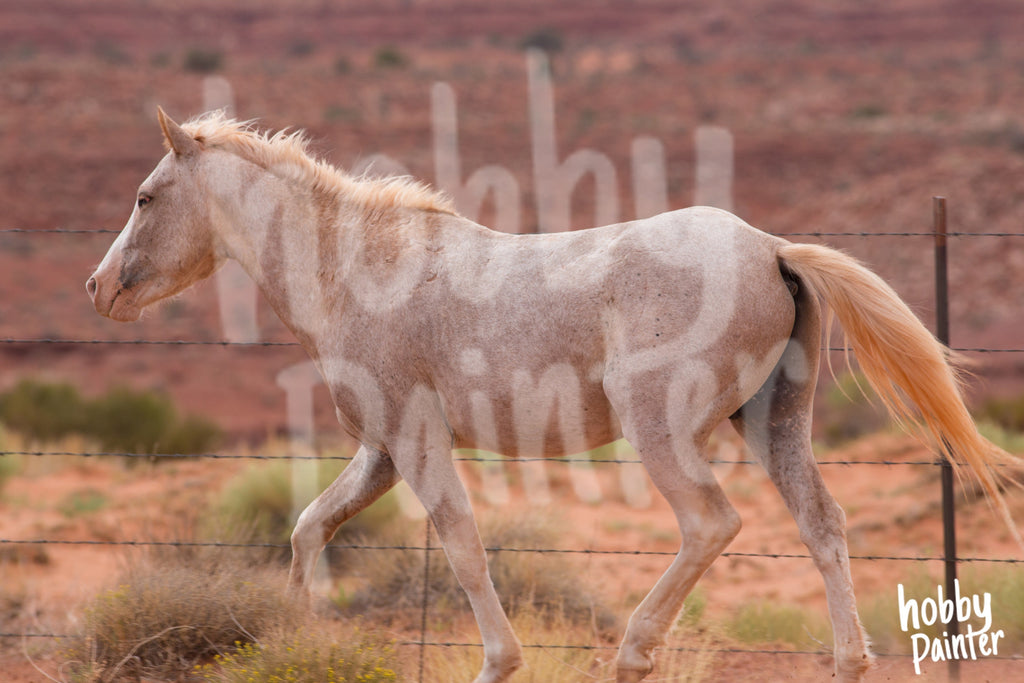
xmin=87 ymin=110 xmax=1021 ymax=683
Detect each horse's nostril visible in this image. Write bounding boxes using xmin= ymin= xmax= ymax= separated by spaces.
xmin=86 ymin=276 xmax=98 ymax=299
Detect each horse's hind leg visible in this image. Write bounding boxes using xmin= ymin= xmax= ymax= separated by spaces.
xmin=605 ymin=379 xmax=742 ymax=682
xmin=730 ymin=286 xmax=872 ymax=682
xmin=616 ymin=442 xmax=740 ymax=682
xmin=287 ymin=444 xmax=400 ymax=604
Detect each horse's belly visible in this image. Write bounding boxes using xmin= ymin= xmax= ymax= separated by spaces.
xmin=446 ymin=374 xmax=620 ymax=458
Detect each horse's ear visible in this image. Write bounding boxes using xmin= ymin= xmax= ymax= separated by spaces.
xmin=157 ymin=107 xmax=199 ymax=158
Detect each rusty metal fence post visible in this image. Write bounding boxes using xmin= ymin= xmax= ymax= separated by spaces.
xmin=419 ymin=518 xmax=433 ymax=682
xmin=933 ymin=196 xmax=960 ymax=682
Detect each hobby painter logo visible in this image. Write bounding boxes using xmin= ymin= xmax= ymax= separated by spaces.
xmin=898 ymin=580 xmax=1004 ymax=674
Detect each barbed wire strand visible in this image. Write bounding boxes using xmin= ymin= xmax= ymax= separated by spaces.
xmin=0 ymin=448 xmax=978 ymax=467
xmin=0 ymin=538 xmax=1019 ymax=564
xmin=4 ymin=227 xmax=1024 ymax=237
xmin=4 ymin=338 xmax=1022 ymax=354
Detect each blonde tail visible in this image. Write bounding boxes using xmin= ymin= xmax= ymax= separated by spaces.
xmin=779 ymin=241 xmax=1023 ymax=550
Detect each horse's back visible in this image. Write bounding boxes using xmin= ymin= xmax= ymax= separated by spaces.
xmin=435 ymin=207 xmax=797 ymax=455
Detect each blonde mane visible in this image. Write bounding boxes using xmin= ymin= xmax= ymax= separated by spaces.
xmin=179 ymin=110 xmax=455 ymax=215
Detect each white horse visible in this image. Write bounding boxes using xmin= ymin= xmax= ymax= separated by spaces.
xmin=87 ymin=109 xmax=1019 ymax=683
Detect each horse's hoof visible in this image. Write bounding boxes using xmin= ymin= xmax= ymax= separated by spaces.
xmin=615 ymin=651 xmax=654 ymax=683
xmin=471 ymin=651 xmax=524 ymax=683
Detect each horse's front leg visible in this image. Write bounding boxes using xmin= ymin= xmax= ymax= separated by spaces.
xmin=288 ymin=445 xmax=400 ymax=606
xmin=387 ymin=395 xmax=523 ymax=683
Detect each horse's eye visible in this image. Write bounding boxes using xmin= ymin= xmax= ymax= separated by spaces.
xmin=137 ymin=194 xmax=152 ymax=209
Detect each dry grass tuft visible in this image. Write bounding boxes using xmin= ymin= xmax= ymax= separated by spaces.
xmin=65 ymin=552 xmax=298 ymax=682
xmin=726 ymin=600 xmax=831 ymax=650
xmin=209 ymin=456 xmax=400 ymax=567
xmin=424 ymin=610 xmax=720 ymax=683
xmin=195 ymin=624 xmax=401 ymax=683
xmin=344 ymin=513 xmax=617 ymax=635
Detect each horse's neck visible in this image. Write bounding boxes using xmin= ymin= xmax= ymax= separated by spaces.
xmin=215 ymin=175 xmax=353 ymax=350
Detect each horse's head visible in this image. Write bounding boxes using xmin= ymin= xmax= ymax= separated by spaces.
xmin=87 ymin=108 xmax=223 ymax=322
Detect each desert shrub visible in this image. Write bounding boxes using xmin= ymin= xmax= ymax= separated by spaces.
xmin=0 ymin=427 xmax=22 ymax=494
xmin=970 ymin=121 xmax=1024 ymax=156
xmin=0 ymin=454 xmax=19 ymax=494
xmin=965 ymin=566 xmax=1024 ymax=646
xmin=727 ymin=600 xmax=831 ymax=649
xmin=57 ymin=488 xmax=108 ymax=518
xmin=677 ymin=586 xmax=707 ymax=627
xmin=374 ymin=45 xmax=408 ymax=69
xmin=87 ymin=385 xmax=177 ymax=453
xmin=66 ymin=553 xmax=296 ymax=682
xmin=976 ymin=393 xmax=1024 ymax=433
xmin=849 ymin=103 xmax=887 ymax=119
xmin=196 ymin=626 xmax=400 ymax=683
xmin=211 ymin=456 xmax=399 ymax=565
xmin=87 ymin=385 xmax=222 ymax=455
xmin=976 ymin=421 xmax=1024 ymax=454
xmin=287 ymin=39 xmax=316 ymax=58
xmin=816 ymin=371 xmax=889 ymax=446
xmin=163 ymin=414 xmax=224 ymax=454
xmin=0 ymin=379 xmax=221 ymax=455
xmin=861 ymin=566 xmax=1024 ymax=654
xmin=333 ymin=56 xmax=351 ymax=74
xmin=0 ymin=379 xmax=88 ymax=442
xmin=212 ymin=461 xmax=294 ymax=562
xmin=521 ymin=27 xmax=564 ymax=53
xmin=346 ymin=514 xmax=617 ymax=633
xmin=184 ymin=47 xmax=224 ymax=73
xmin=93 ymin=39 xmax=130 ymax=65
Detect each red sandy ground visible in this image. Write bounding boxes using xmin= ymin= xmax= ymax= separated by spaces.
xmin=2 ymin=432 xmax=1022 ymax=682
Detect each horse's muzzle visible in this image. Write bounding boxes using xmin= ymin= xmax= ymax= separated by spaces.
xmin=86 ymin=270 xmax=142 ymax=322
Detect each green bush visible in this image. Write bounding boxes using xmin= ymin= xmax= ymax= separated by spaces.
xmin=976 ymin=393 xmax=1024 ymax=433
xmin=849 ymin=103 xmax=887 ymax=119
xmin=287 ymin=39 xmax=316 ymax=58
xmin=0 ymin=455 xmax=18 ymax=492
xmin=211 ymin=457 xmax=399 ymax=565
xmin=213 ymin=461 xmax=295 ymax=559
xmin=163 ymin=414 xmax=223 ymax=454
xmin=93 ymin=39 xmax=131 ymax=65
xmin=373 ymin=45 xmax=408 ymax=69
xmin=333 ymin=56 xmax=351 ymax=75
xmin=817 ymin=371 xmax=889 ymax=446
xmin=57 ymin=488 xmax=108 ymax=518
xmin=87 ymin=385 xmax=177 ymax=453
xmin=0 ymin=379 xmax=221 ymax=455
xmin=0 ymin=428 xmax=22 ymax=495
xmin=521 ymin=27 xmax=564 ymax=53
xmin=861 ymin=566 xmax=1024 ymax=654
xmin=727 ymin=600 xmax=831 ymax=649
xmin=184 ymin=47 xmax=224 ymax=73
xmin=0 ymin=379 xmax=87 ymax=441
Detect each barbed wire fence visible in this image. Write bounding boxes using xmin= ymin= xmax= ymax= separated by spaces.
xmin=2 ymin=222 xmax=1024 ymax=682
